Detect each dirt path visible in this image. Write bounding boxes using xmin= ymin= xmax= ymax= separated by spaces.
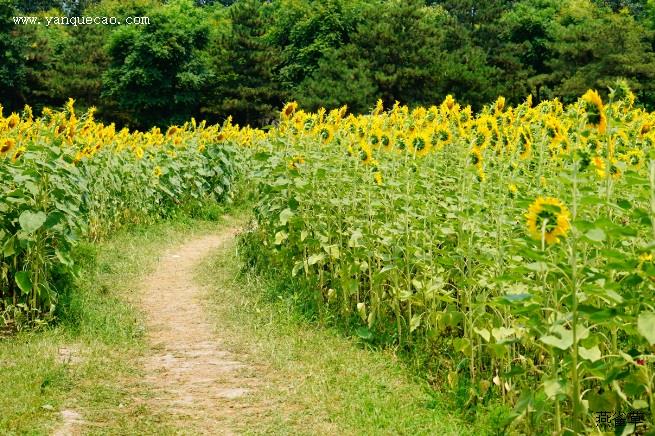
xmin=139 ymin=229 xmax=255 ymax=434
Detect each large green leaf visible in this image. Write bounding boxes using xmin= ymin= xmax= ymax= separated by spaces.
xmin=637 ymin=312 xmax=655 ymax=345
xmin=15 ymin=271 xmax=32 ymax=295
xmin=19 ymin=210 xmax=47 ymax=234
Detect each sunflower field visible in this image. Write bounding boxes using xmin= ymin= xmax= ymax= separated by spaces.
xmin=241 ymin=85 xmax=655 ymax=433
xmin=0 ymin=100 xmax=241 ymax=324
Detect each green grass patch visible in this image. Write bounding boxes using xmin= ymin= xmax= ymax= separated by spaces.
xmin=200 ymin=235 xmax=492 ymax=435
xmin=0 ymin=217 xmax=224 ymax=435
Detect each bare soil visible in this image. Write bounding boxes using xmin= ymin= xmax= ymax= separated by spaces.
xmin=138 ymin=229 xmax=258 ymax=434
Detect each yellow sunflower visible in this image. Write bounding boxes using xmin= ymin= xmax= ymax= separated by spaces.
xmin=359 ymin=143 xmax=374 ymax=164
xmin=0 ymin=138 xmax=15 ymax=155
xmin=517 ymin=129 xmax=532 ymax=160
xmin=592 ymin=155 xmax=606 ymax=178
xmin=526 ymin=197 xmax=571 ymax=245
xmin=12 ymin=146 xmax=26 ymax=162
xmin=469 ymin=146 xmax=483 ymax=166
xmin=621 ymin=148 xmax=645 ymax=170
xmin=410 ymin=131 xmax=432 ymax=157
xmin=494 ymin=96 xmax=506 ymax=113
xmin=372 ymin=99 xmax=384 ymax=116
xmin=281 ymin=102 xmax=298 ymax=119
xmin=581 ymin=90 xmax=607 ymax=133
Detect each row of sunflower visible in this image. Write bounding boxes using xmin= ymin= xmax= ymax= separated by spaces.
xmin=0 ymin=100 xmax=239 ymax=325
xmin=243 ymin=83 xmax=655 ymax=433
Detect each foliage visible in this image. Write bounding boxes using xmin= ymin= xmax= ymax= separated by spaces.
xmin=241 ymin=88 xmax=655 ymax=433
xmin=204 ymin=0 xmax=286 ymax=126
xmin=6 ymin=0 xmax=655 ymax=126
xmin=0 ymin=100 xmax=240 ymax=322
xmin=102 ymin=0 xmax=213 ymax=128
xmin=0 ymin=0 xmax=27 ymax=111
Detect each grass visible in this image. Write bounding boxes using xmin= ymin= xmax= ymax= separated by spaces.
xmin=1 ymin=210 xmax=497 ymax=435
xmin=0 ymin=216 xmax=223 ymax=435
xmin=199 ymin=233 xmax=493 ymax=435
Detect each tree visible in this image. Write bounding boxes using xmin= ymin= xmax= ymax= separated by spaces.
xmin=102 ymin=0 xmax=213 ymax=128
xmin=547 ymin=1 xmax=655 ymax=105
xmin=0 ymin=0 xmax=26 ymax=111
xmin=268 ymin=0 xmax=363 ymax=87
xmin=493 ymin=0 xmax=560 ymax=102
xmin=296 ymin=0 xmax=498 ymax=111
xmin=204 ymin=0 xmax=286 ymax=125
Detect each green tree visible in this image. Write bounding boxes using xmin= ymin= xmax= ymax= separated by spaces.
xmin=296 ymin=0 xmax=498 ymax=111
xmin=102 ymin=0 xmax=212 ymax=128
xmin=269 ymin=0 xmax=363 ymax=87
xmin=205 ymin=0 xmax=286 ymax=125
xmin=547 ymin=0 xmax=655 ymax=105
xmin=0 ymin=0 xmax=26 ymax=111
xmin=493 ymin=0 xmax=560 ymax=102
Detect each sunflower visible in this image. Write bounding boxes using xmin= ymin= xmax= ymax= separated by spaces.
xmin=153 ymin=166 xmax=162 ymax=177
xmin=380 ymin=132 xmax=392 ymax=150
xmin=494 ymin=96 xmax=506 ymax=113
xmin=469 ymin=146 xmax=483 ymax=166
xmin=12 ymin=146 xmax=26 ymax=162
xmin=0 ymin=138 xmax=15 ymax=155
xmin=526 ymin=197 xmax=571 ymax=245
xmin=581 ymin=90 xmax=607 ymax=133
xmin=517 ymin=129 xmax=532 ymax=160
xmin=549 ymin=134 xmax=570 ymax=156
xmin=368 ymin=130 xmax=381 ymax=147
xmin=410 ymin=131 xmax=432 ymax=157
xmin=621 ymin=148 xmax=645 ymax=169
xmin=395 ymin=135 xmax=407 ymax=152
xmin=359 ymin=143 xmax=373 ymax=164
xmin=374 ymin=171 xmax=383 ymax=186
xmin=592 ymin=155 xmax=606 ymax=178
xmin=443 ymin=95 xmax=456 ymax=111
xmin=434 ymin=125 xmax=451 ymax=148
xmin=317 ymin=125 xmax=334 ymax=144
xmin=282 ymin=102 xmax=298 ymax=119
xmin=7 ymin=113 xmax=19 ymax=129
xmin=372 ymin=99 xmax=384 ymax=116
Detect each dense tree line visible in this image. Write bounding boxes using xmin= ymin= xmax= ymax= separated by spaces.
xmin=3 ymin=0 xmax=655 ymax=128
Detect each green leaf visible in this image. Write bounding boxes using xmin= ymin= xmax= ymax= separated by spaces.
xmin=3 ymin=236 xmax=16 ymax=257
xmin=526 ymin=262 xmax=548 ymax=273
xmin=19 ymin=210 xmax=47 ymax=234
xmin=355 ymin=327 xmax=373 ymax=340
xmin=637 ymin=312 xmax=655 ymax=345
xmin=544 ymin=379 xmax=563 ymax=399
xmin=585 ymin=228 xmax=606 ymax=242
xmin=410 ymin=314 xmax=422 ymax=333
xmin=540 ymin=325 xmax=573 ymax=350
xmin=307 ymin=253 xmax=325 ymax=265
xmin=578 ymin=345 xmax=602 ymax=362
xmin=55 ymin=249 xmax=73 ymax=267
xmin=15 ymin=271 xmax=32 ymax=295
xmin=279 ymin=208 xmax=294 ymax=226
xmin=274 ymin=231 xmax=288 ymax=245
xmin=474 ymin=327 xmax=491 ymax=342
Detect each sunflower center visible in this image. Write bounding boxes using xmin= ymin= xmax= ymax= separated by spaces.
xmin=438 ymin=130 xmax=449 ymax=141
xmin=585 ymin=102 xmax=601 ymax=125
xmin=536 ymin=210 xmax=559 ymax=233
xmin=413 ymin=137 xmax=426 ymax=151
